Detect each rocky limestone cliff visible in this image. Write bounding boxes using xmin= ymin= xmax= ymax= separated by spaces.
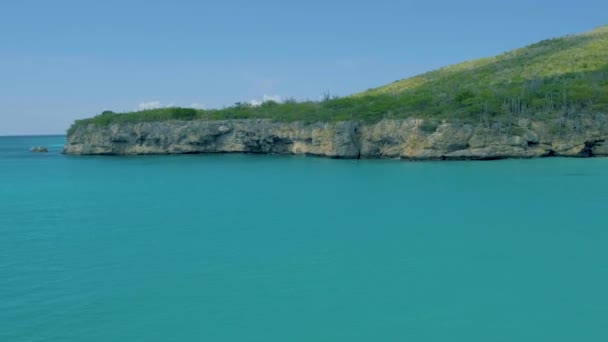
xmin=64 ymin=115 xmax=608 ymax=160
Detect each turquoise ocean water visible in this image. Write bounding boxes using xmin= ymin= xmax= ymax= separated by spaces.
xmin=1 ymin=135 xmax=608 ymax=341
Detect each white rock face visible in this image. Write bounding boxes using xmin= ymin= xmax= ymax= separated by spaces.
xmin=64 ymin=115 xmax=608 ymax=160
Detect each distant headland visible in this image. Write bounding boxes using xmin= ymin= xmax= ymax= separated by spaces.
xmin=65 ymin=25 xmax=608 ymax=159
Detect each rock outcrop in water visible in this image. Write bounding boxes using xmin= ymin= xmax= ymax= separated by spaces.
xmin=64 ymin=115 xmax=608 ymax=160
xmin=30 ymin=146 xmax=49 ymax=153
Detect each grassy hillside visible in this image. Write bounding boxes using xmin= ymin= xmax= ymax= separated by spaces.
xmin=69 ymin=25 xmax=608 ymax=134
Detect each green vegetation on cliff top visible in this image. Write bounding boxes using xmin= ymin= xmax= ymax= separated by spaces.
xmin=69 ymin=25 xmax=608 ymax=134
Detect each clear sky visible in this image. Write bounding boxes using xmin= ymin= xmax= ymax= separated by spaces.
xmin=1 ymin=0 xmax=606 ymax=135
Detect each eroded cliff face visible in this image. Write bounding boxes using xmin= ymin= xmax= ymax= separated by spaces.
xmin=65 ymin=120 xmax=361 ymax=158
xmin=64 ymin=116 xmax=608 ymax=159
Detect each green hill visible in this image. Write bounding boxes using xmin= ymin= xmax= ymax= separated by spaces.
xmin=69 ymin=25 xmax=608 ymax=133
xmin=358 ymin=24 xmax=608 ymax=118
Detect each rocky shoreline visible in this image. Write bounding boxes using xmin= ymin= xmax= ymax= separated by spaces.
xmin=64 ymin=116 xmax=608 ymax=160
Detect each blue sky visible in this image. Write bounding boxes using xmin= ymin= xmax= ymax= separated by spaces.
xmin=1 ymin=0 xmax=606 ymax=135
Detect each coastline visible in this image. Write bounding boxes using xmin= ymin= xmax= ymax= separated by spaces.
xmin=64 ymin=116 xmax=608 ymax=160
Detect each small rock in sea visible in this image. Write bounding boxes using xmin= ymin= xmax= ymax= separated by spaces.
xmin=30 ymin=146 xmax=49 ymax=153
